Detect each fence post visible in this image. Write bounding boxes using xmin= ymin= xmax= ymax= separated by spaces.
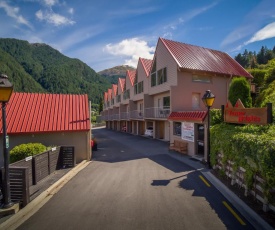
xmin=221 ymin=105 xmax=225 ymax=122
xmin=32 ymin=157 xmax=37 ymax=185
xmin=267 ymin=103 xmax=273 ymax=124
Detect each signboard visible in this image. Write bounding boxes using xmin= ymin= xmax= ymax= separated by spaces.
xmin=224 ymin=99 xmax=268 ymax=125
xmin=6 ymin=135 xmax=9 ymax=148
xmin=181 ymin=122 xmax=194 ymax=142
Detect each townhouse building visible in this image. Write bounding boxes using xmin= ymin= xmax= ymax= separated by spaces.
xmin=101 ymin=37 xmax=252 ymax=161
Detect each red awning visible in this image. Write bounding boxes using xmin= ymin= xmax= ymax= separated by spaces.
xmin=168 ymin=111 xmax=207 ymax=122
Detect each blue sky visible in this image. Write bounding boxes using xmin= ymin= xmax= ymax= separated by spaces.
xmin=0 ymin=0 xmax=275 ymax=72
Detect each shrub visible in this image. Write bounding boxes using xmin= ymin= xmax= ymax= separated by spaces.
xmin=228 ymin=77 xmax=252 ymax=108
xmin=210 ymin=123 xmax=275 ymax=199
xmin=210 ymin=109 xmax=223 ymax=125
xmin=10 ymin=143 xmax=47 ymax=163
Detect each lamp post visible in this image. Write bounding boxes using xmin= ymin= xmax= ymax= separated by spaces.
xmin=0 ymin=74 xmax=13 ymax=209
xmin=202 ymin=90 xmax=215 ymax=169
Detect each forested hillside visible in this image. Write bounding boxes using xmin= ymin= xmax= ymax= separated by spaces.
xmin=98 ymin=65 xmax=135 ymax=84
xmin=234 ymin=46 xmax=275 ymax=108
xmin=0 ymin=38 xmax=111 ymax=104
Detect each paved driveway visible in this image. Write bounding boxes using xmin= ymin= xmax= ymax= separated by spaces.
xmin=17 ymin=128 xmax=254 ymax=230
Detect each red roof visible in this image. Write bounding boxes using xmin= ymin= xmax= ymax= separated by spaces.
xmin=168 ymin=111 xmax=207 ymax=122
xmin=126 ymin=70 xmax=136 ymax=86
xmin=104 ymin=92 xmax=108 ymax=102
xmin=112 ymin=84 xmax=118 ymax=96
xmin=0 ymin=93 xmax=90 ymax=134
xmin=108 ymin=89 xmax=112 ymax=99
xmin=140 ymin=58 xmax=153 ymax=77
xmin=160 ymin=38 xmax=253 ymax=78
xmin=118 ymin=78 xmax=125 ymax=92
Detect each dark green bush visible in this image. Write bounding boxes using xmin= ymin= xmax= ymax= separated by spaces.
xmin=210 ymin=109 xmax=223 ymax=125
xmin=210 ymin=123 xmax=275 ymax=199
xmin=10 ymin=143 xmax=47 ymax=163
xmin=228 ymin=77 xmax=252 ymax=108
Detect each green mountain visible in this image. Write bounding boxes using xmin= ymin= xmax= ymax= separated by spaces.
xmin=98 ymin=65 xmax=135 ymax=84
xmin=0 ymin=38 xmax=111 ymax=104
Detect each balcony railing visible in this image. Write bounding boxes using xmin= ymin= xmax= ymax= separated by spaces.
xmin=145 ymin=107 xmax=170 ymax=119
xmin=130 ymin=110 xmax=144 ymax=119
xmin=112 ymin=114 xmax=119 ymax=120
xmin=101 ymin=107 xmax=171 ymax=121
xmin=120 ymin=112 xmax=129 ymax=120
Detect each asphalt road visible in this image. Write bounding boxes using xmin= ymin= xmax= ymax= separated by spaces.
xmin=17 ymin=128 xmax=255 ymax=230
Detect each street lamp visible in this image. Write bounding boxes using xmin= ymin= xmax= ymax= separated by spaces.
xmin=0 ymin=74 xmax=13 ymax=209
xmin=202 ymin=90 xmax=215 ymax=169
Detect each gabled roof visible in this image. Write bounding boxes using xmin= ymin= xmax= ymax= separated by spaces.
xmin=126 ymin=70 xmax=136 ymax=86
xmin=160 ymin=38 xmax=253 ymax=78
xmin=0 ymin=93 xmax=90 ymax=134
xmin=140 ymin=58 xmax=153 ymax=77
xmin=112 ymin=84 xmax=118 ymax=96
xmin=108 ymin=89 xmax=112 ymax=99
xmin=118 ymin=78 xmax=126 ymax=92
xmin=168 ymin=111 xmax=207 ymax=122
xmin=104 ymin=92 xmax=108 ymax=102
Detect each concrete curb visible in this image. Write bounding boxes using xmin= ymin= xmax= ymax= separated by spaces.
xmin=169 ymin=152 xmax=273 ymax=230
xmin=0 ymin=160 xmax=91 ymax=230
xmin=203 ymin=171 xmax=274 ymax=230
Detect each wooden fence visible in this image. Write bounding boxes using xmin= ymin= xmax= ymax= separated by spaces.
xmin=0 ymin=146 xmax=75 ymax=207
xmin=214 ymin=153 xmax=275 ymax=213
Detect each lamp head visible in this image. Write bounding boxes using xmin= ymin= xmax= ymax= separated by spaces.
xmin=202 ymin=90 xmax=215 ymax=108
xmin=0 ymin=74 xmax=13 ymax=102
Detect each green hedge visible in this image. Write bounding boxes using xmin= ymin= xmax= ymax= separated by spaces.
xmin=210 ymin=123 xmax=275 ymax=199
xmin=10 ymin=143 xmax=47 ymax=163
xmin=210 ymin=109 xmax=223 ymax=125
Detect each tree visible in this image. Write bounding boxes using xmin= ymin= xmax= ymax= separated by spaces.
xmin=99 ymin=99 xmax=103 ymax=114
xmin=228 ymin=77 xmax=252 ymax=108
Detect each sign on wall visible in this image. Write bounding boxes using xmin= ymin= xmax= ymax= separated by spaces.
xmin=181 ymin=122 xmax=194 ymax=142
xmin=224 ymin=99 xmax=269 ymax=125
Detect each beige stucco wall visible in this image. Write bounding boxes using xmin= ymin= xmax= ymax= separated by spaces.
xmin=0 ymin=131 xmax=91 ymax=166
xmin=171 ymin=71 xmax=231 ymax=111
xmin=149 ymin=41 xmax=178 ymax=96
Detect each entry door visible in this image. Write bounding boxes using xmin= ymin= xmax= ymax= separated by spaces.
xmin=197 ymin=124 xmax=204 ymax=155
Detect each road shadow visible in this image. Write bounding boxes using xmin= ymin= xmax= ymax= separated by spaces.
xmin=151 ymin=174 xmax=186 ymax=186
xmin=148 ymin=154 xmax=194 ymax=173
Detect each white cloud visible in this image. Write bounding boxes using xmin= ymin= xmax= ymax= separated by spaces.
xmin=245 ymin=22 xmax=275 ymax=45
xmin=162 ymin=2 xmax=217 ymax=38
xmin=43 ymin=0 xmax=58 ymax=7
xmin=105 ymin=38 xmax=155 ymax=67
xmin=35 ymin=9 xmax=75 ymax=26
xmin=0 ymin=1 xmax=33 ymax=29
xmin=222 ymin=0 xmax=275 ymax=48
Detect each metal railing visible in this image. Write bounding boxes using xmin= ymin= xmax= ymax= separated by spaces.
xmin=102 ymin=107 xmax=171 ymax=120
xmin=120 ymin=112 xmax=129 ymax=120
xmin=130 ymin=110 xmax=144 ymax=119
xmin=145 ymin=107 xmax=170 ymax=119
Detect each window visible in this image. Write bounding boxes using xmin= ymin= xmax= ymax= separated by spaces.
xmin=134 ymin=71 xmax=143 ymax=95
xmin=157 ymin=68 xmax=167 ymax=85
xmin=139 ymin=103 xmax=143 ymax=112
xmin=151 ymin=72 xmax=156 ymax=87
xmin=116 ymin=94 xmax=121 ymax=103
xmin=192 ymin=93 xmax=200 ymax=109
xmin=134 ymin=81 xmax=144 ymax=94
xmin=123 ymin=89 xmax=130 ymax=100
xmin=138 ymin=81 xmax=143 ymax=93
xmin=192 ymin=75 xmax=211 ymax=83
xmin=151 ymin=67 xmax=167 ymax=87
xmin=163 ymin=96 xmax=170 ymax=109
xmin=173 ymin=122 xmax=181 ymax=136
